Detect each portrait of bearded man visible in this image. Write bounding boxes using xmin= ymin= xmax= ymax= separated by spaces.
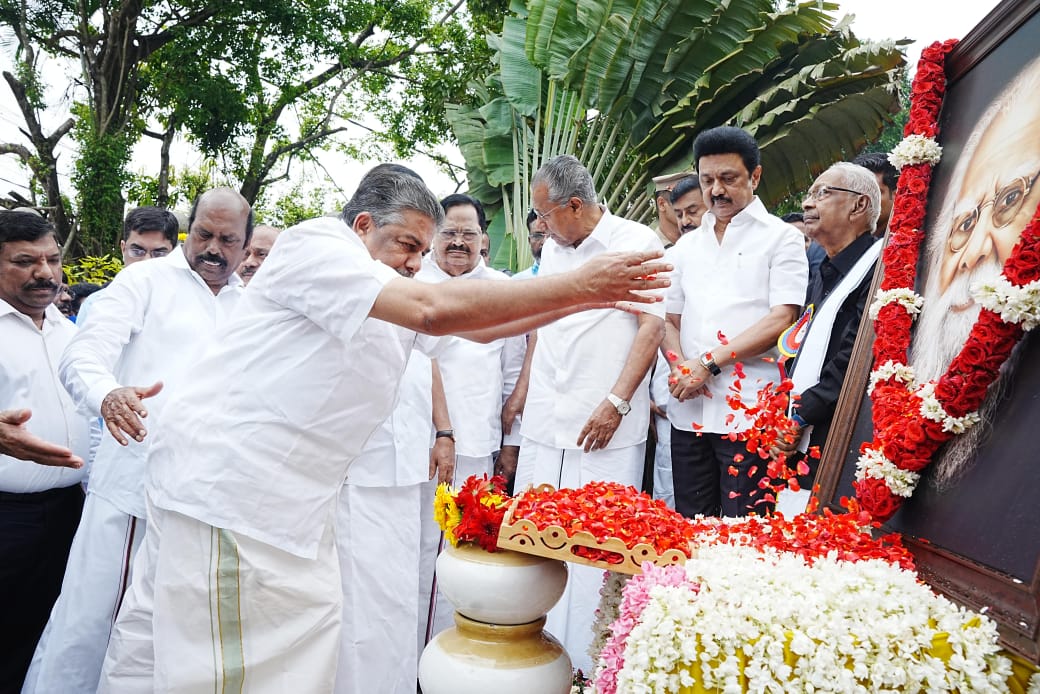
xmin=910 ymin=53 xmax=1040 ymax=491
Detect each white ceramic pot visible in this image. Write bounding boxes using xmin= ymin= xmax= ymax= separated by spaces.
xmin=435 ymin=542 xmax=568 ymax=625
xmin=419 ymin=614 xmax=572 ymax=694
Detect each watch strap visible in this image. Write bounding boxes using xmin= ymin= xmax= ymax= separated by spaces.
xmin=606 ymin=393 xmax=631 ymax=415
xmin=699 ymin=351 xmax=722 ymax=376
xmin=435 ymin=429 xmax=455 ymax=441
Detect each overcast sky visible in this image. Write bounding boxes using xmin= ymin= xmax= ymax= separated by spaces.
xmin=0 ymin=1 xmax=1004 ymax=206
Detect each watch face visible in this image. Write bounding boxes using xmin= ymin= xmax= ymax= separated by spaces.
xmin=617 ymin=401 xmax=631 ymax=415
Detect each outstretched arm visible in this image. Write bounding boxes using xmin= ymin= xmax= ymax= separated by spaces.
xmin=369 ymin=250 xmax=670 ymax=337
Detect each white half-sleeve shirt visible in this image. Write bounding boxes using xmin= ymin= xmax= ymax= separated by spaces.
xmin=665 ymin=197 xmax=808 ymax=434
xmin=416 ymin=258 xmax=526 ymax=458
xmin=520 ymin=209 xmax=666 ymax=450
xmin=147 ymin=216 xmax=417 ymax=559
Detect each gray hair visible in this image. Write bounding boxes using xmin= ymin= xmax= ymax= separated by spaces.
xmin=532 ymin=155 xmax=598 ymax=205
xmin=826 ymin=162 xmax=881 ymax=232
xmin=341 ymin=167 xmax=443 ymax=230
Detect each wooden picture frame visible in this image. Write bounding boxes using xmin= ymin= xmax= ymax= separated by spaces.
xmin=813 ymin=0 xmax=1040 ymax=663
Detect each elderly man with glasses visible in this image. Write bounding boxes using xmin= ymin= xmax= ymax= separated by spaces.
xmin=774 ymin=163 xmax=882 ymax=509
xmin=511 ymin=154 xmax=666 ymax=674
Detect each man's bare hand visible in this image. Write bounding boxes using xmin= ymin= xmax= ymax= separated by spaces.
xmin=501 ymin=392 xmax=525 ymax=435
xmin=769 ymin=423 xmax=802 ymax=460
xmin=668 ymin=361 xmax=712 ymax=402
xmin=494 ymin=445 xmax=520 ymax=492
xmin=576 ymin=400 xmax=623 ymax=453
xmin=0 ymin=409 xmax=83 ymax=468
xmin=429 ymin=437 xmax=455 ymax=485
xmin=579 ymin=251 xmax=671 ymax=304
xmin=101 ymin=382 xmax=163 ymax=446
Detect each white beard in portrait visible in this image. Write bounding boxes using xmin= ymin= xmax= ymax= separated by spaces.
xmin=908 ymin=59 xmax=1040 ymax=490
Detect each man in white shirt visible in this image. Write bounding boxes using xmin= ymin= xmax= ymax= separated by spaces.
xmin=512 ymin=155 xmax=666 ymax=674
xmin=662 ymin=126 xmax=807 ymax=519
xmin=0 ymin=211 xmax=90 ymax=690
xmin=24 ymin=189 xmax=251 ymax=694
xmin=420 ymin=194 xmax=525 ymax=488
xmin=417 ymin=194 xmax=527 ymax=640
xmin=97 ymin=165 xmax=670 ymax=693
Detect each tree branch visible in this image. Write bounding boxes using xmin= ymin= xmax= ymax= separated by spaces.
xmin=0 ymin=143 xmax=33 ymax=162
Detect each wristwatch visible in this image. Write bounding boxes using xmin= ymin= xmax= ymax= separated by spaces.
xmin=606 ymin=393 xmax=632 ymax=416
xmin=699 ymin=351 xmax=722 ymax=376
xmin=435 ymin=429 xmax=455 ymax=442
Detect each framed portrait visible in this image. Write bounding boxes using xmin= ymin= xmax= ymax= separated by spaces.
xmin=814 ymin=0 xmax=1040 ymax=663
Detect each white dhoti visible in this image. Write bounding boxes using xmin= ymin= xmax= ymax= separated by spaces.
xmin=335 ymin=483 xmax=421 ymax=694
xmin=417 ymin=453 xmax=493 ymax=653
xmin=513 ymin=438 xmax=644 ymax=675
xmin=23 ymin=492 xmax=144 ymax=694
xmin=99 ymin=499 xmax=342 ymax=694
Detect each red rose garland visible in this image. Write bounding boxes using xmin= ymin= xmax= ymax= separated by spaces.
xmin=855 ymin=39 xmax=1040 ymax=521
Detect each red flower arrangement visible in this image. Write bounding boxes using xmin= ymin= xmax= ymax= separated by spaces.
xmin=856 ymin=39 xmax=1040 ymax=521
xmin=433 ymin=474 xmax=511 ymax=552
xmin=510 ymin=482 xmax=696 ymax=564
xmin=684 ymin=496 xmax=915 ymax=571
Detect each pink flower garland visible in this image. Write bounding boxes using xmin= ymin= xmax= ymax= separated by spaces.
xmin=593 ymin=563 xmax=698 ymax=694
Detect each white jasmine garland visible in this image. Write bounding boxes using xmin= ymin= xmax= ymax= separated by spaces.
xmin=868 ymin=360 xmax=917 ymax=394
xmin=612 ymin=544 xmax=1012 ymax=692
xmin=587 ymin=572 xmax=630 ymax=664
xmin=972 ymin=276 xmax=1040 ymax=330
xmin=869 ymin=287 xmax=924 ymax=320
xmin=856 ymin=445 xmax=920 ymax=497
xmin=889 ymin=134 xmax=943 ymax=169
xmin=1028 ymin=670 xmax=1040 ymax=694
xmin=917 ymin=382 xmax=982 ymax=434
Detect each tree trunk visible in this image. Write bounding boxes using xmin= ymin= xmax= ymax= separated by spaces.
xmin=1 ymin=71 xmax=75 ymax=244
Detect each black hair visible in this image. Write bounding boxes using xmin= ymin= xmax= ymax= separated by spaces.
xmin=526 ymin=208 xmax=538 ymax=231
xmin=69 ymin=282 xmax=102 ymax=300
xmin=123 ymin=206 xmax=179 ymax=247
xmin=188 ymin=190 xmax=255 ymax=246
xmin=693 ymin=126 xmax=760 ymax=176
xmin=781 ymin=212 xmax=804 ymax=224
xmin=852 ymin=152 xmax=899 ymax=192
xmin=669 ymin=176 xmax=701 ymax=204
xmin=0 ymin=211 xmax=56 ymax=249
xmin=440 ymin=193 xmax=488 ymax=232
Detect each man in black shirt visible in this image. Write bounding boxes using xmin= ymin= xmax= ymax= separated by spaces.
xmin=783 ymin=162 xmax=883 ymax=477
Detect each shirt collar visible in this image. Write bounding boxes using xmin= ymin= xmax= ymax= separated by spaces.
xmin=0 ymin=297 xmax=67 ymax=328
xmin=423 ymin=255 xmax=487 ymax=280
xmin=699 ymin=196 xmax=771 ymax=232
xmin=826 ymin=232 xmax=877 ymax=277
xmin=572 ymin=206 xmax=612 ymax=252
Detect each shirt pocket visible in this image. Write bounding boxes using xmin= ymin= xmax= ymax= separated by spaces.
xmin=728 ymin=252 xmax=771 ymax=306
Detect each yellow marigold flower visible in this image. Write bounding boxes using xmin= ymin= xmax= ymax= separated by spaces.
xmin=433 ymin=483 xmax=462 ymax=543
